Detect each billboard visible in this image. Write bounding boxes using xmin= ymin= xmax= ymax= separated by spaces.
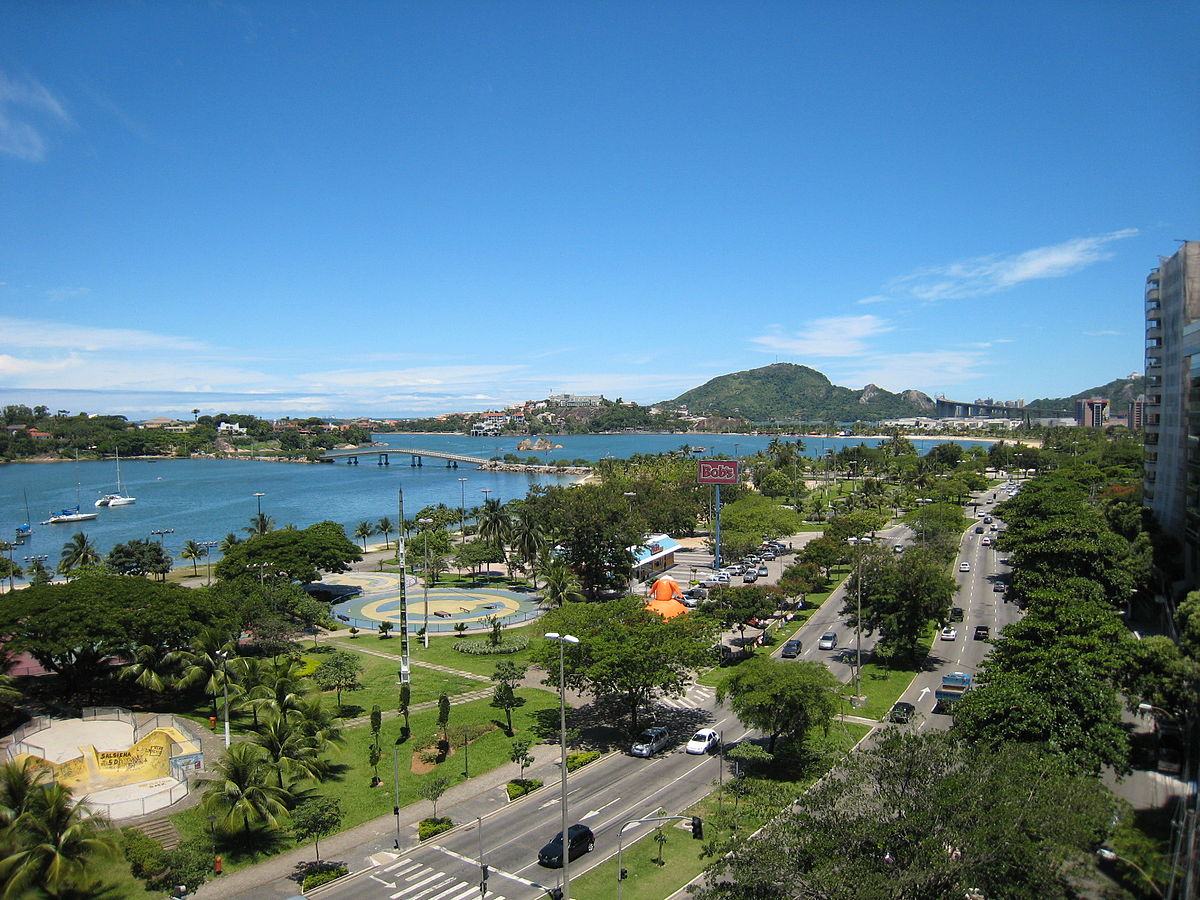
xmin=697 ymin=459 xmax=740 ymax=484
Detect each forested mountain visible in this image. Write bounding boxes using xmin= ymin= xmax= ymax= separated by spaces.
xmin=659 ymin=363 xmax=935 ymax=422
xmin=1029 ymin=374 xmax=1145 ymax=411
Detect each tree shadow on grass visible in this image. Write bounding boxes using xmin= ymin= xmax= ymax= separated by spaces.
xmin=215 ymin=821 xmax=290 ymax=857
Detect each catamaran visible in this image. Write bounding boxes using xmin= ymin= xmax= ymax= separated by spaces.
xmin=96 ymin=448 xmax=136 ymax=507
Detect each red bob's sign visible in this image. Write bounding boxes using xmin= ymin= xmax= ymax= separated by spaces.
xmin=698 ymin=459 xmax=740 ymax=484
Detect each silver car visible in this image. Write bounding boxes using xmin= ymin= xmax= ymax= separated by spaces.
xmin=818 ymin=631 xmax=838 ymax=650
xmin=631 ymin=727 xmax=669 ymax=758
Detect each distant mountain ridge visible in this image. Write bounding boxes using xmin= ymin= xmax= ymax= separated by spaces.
xmin=659 ymin=363 xmax=1144 ymax=423
xmin=659 ymin=363 xmax=935 ymax=422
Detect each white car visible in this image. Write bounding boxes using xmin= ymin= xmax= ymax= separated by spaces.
xmin=701 ymin=573 xmax=731 ymax=587
xmin=940 ymin=626 xmax=958 ymax=641
xmin=685 ymin=728 xmax=721 ymax=755
xmin=818 ymin=631 xmax=838 ymax=650
xmin=959 ymin=562 xmax=971 ymax=572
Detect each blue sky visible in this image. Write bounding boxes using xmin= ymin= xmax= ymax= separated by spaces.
xmin=1 ymin=2 xmax=1196 ymax=419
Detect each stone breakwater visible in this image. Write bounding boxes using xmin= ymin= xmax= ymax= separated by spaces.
xmin=475 ymin=460 xmax=592 ymax=475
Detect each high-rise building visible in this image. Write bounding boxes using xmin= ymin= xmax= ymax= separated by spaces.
xmin=1076 ymin=398 xmax=1109 ymax=428
xmin=1143 ymin=242 xmax=1200 ymax=566
xmin=1129 ymin=397 xmax=1146 ymax=430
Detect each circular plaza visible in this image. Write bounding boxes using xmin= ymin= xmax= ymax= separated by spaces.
xmin=321 ymin=571 xmax=544 ymax=633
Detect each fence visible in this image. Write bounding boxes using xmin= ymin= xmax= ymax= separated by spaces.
xmin=82 ymin=706 xmax=135 ymax=727
xmin=331 ymin=605 xmax=545 ymax=634
xmin=84 ymin=779 xmax=189 ymax=820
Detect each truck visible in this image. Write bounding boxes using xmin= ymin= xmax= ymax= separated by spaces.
xmin=934 ymin=672 xmax=973 ymax=712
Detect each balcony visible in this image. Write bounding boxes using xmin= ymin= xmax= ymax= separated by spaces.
xmin=1147 ymin=323 xmax=1162 ymax=341
xmin=1146 ymin=286 xmax=1160 ymax=303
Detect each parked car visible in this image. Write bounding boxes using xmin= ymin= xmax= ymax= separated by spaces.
xmin=1158 ymin=743 xmax=1183 ymax=775
xmin=973 ymin=625 xmax=990 ymax=641
xmin=685 ymin=728 xmax=721 ymax=755
xmin=760 ymin=550 xmax=776 ymax=560
xmin=781 ymin=639 xmax=803 ymax=658
xmin=950 ymin=606 xmax=964 ymax=621
xmin=538 ymin=824 xmax=595 ymax=867
xmin=818 ymin=631 xmax=838 ymax=650
xmin=959 ymin=562 xmax=971 ymax=572
xmin=742 ymin=571 xmax=759 ymax=584
xmin=894 ymin=543 xmax=904 ymax=553
xmin=888 ymin=701 xmax=915 ymax=724
xmin=701 ymin=573 xmax=731 ymax=587
xmin=631 ymin=727 xmax=670 ymax=758
xmin=724 ymin=565 xmax=745 ymax=576
xmin=940 ymin=626 xmax=958 ymax=641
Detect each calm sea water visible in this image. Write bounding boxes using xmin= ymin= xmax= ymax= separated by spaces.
xmin=2 ymin=432 xmax=992 ymax=578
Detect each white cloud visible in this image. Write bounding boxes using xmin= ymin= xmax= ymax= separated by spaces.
xmin=855 ymin=294 xmax=892 ymax=305
xmin=890 ymin=229 xmax=1138 ymax=301
xmin=834 ymin=350 xmax=988 ymax=390
xmin=1084 ymin=329 xmax=1121 ymax=337
xmin=0 ymin=71 xmax=69 ymax=162
xmin=749 ymin=315 xmax=892 ymax=358
xmin=301 ymin=364 xmax=526 ymax=390
xmin=0 ymin=317 xmax=211 ymax=353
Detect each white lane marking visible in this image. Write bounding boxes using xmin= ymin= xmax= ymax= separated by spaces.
xmin=384 ymin=858 xmax=413 ymax=872
xmin=581 ymin=797 xmax=621 ymax=820
xmin=371 ymin=875 xmax=397 ymax=887
xmin=432 ymin=845 xmax=543 ymax=889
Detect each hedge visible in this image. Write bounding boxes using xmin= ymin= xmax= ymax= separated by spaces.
xmin=506 ymin=778 xmax=544 ymax=800
xmin=453 ymin=635 xmax=530 ymax=655
xmin=418 ymin=817 xmax=455 ymax=841
xmin=566 ymin=751 xmax=600 ymax=772
xmin=302 ymin=864 xmax=349 ymax=891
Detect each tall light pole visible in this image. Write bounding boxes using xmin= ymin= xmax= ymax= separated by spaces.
xmin=253 ymin=492 xmax=265 ymax=517
xmin=545 ymin=632 xmax=579 ymax=899
xmin=216 ymin=650 xmax=231 ymax=748
xmin=151 ymin=528 xmax=174 ymax=546
xmin=848 ymin=541 xmax=864 ymax=701
xmin=457 ymin=477 xmax=468 ymax=543
xmin=199 ymin=540 xmax=219 ymax=586
xmin=418 ymin=517 xmax=434 ymax=648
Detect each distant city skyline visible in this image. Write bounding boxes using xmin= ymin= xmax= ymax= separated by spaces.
xmin=2 ymin=3 xmax=1196 ymax=419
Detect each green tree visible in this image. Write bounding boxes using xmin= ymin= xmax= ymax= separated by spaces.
xmin=537 ymin=557 xmax=583 ymax=607
xmin=57 ymin=532 xmax=101 ymax=575
xmin=716 ymin=656 xmax=840 ymax=753
xmin=418 ymin=774 xmax=452 ymax=819
xmin=290 ymin=797 xmax=343 ymax=862
xmin=106 ymin=538 xmax=172 ymax=580
xmin=531 ymin=596 xmax=718 ymax=733
xmin=353 ymin=520 xmax=376 ymax=550
xmin=510 ymin=737 xmax=535 ymax=780
xmin=376 ymin=517 xmax=395 ymax=550
xmin=477 ymin=498 xmax=512 ymax=573
xmin=215 ymin=521 xmax=362 ymax=585
xmin=178 ymin=539 xmax=207 ymax=576
xmin=312 ymin=650 xmax=364 ymax=714
xmin=201 ymin=742 xmax=292 ymax=836
xmin=695 ymin=731 xmax=1117 ymax=900
xmin=437 ymin=692 xmax=451 ymax=744
xmin=244 ymin=512 xmax=276 ymax=536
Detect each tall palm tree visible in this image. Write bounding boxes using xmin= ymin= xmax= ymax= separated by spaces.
xmin=57 ymin=532 xmax=100 ymax=576
xmin=0 ymin=759 xmax=46 ymax=841
xmin=219 ymin=532 xmax=243 ymax=554
xmin=179 ymin=539 xmax=207 ymax=576
xmin=478 ymin=499 xmax=511 ymax=574
xmin=168 ymin=627 xmax=238 ymax=719
xmin=0 ymin=779 xmax=116 ymax=899
xmin=353 ymin=521 xmax=375 ymax=551
xmin=119 ymin=644 xmax=177 ymax=696
xmin=376 ymin=517 xmax=395 ymax=550
xmin=243 ymin=512 xmax=275 ymax=536
xmin=248 ymin=659 xmax=309 ymax=724
xmin=234 ymin=656 xmax=272 ymax=728
xmin=249 ymin=714 xmax=320 ymax=789
xmin=509 ymin=510 xmax=546 ymax=586
xmin=201 ymin=743 xmax=291 ymax=836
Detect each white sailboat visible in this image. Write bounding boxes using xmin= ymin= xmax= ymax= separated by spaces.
xmin=96 ymin=448 xmax=136 ymax=507
xmin=45 ymin=484 xmax=98 ymax=524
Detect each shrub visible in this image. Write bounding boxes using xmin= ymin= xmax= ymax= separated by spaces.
xmin=302 ymin=864 xmax=349 ymax=891
xmin=566 ymin=751 xmax=600 ymax=772
xmin=506 ymin=778 xmax=544 ymax=800
xmin=119 ymin=828 xmax=169 ymax=882
xmin=418 ymin=817 xmax=454 ymax=841
xmin=453 ymin=635 xmax=529 ymax=655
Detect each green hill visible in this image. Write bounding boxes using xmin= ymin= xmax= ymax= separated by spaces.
xmin=659 ymin=363 xmax=934 ymax=423
xmin=1028 ymin=374 xmax=1145 ymax=411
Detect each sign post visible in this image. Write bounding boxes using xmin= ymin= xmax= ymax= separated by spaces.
xmin=698 ymin=460 xmax=739 ymax=571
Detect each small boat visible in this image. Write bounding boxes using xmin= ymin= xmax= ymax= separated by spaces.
xmin=96 ymin=448 xmax=136 ymax=507
xmin=14 ymin=523 xmax=30 ymax=543
xmin=689 ymin=446 xmax=707 ymax=453
xmin=44 ymin=506 xmax=99 ymax=524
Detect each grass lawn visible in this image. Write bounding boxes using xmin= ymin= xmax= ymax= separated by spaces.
xmin=328 ymin=621 xmax=539 ymax=678
xmin=571 ymin=723 xmax=871 ymax=900
xmin=314 ymin=648 xmax=479 ymax=717
xmin=173 ymin=688 xmax=562 ymax=875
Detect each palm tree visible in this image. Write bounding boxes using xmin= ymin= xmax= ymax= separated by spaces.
xmin=249 ymin=659 xmax=309 ymax=724
xmin=234 ymin=656 xmax=272 ymax=728
xmin=219 ymin=532 xmax=243 ymax=554
xmin=509 ymin=510 xmax=546 ymax=585
xmin=353 ymin=521 xmax=375 ymax=551
xmin=376 ymin=517 xmax=395 ymax=550
xmin=244 ymin=512 xmax=275 ymax=536
xmin=119 ymin=644 xmax=177 ymax=696
xmin=57 ymin=532 xmax=101 ymax=576
xmin=0 ymin=779 xmax=116 ymax=899
xmin=179 ymin=539 xmax=207 ymax=576
xmin=0 ymin=758 xmax=46 ymax=840
xmin=201 ymin=742 xmax=291 ymax=836
xmin=168 ymin=627 xmax=237 ymax=720
xmin=478 ymin=499 xmax=511 ymax=574
xmin=249 ymin=714 xmax=320 ymax=789
xmin=538 ymin=557 xmax=582 ymax=608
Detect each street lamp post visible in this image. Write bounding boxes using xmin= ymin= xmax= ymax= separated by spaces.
xmin=199 ymin=540 xmax=219 ymax=586
xmin=151 ymin=528 xmax=174 ymax=546
xmin=458 ymin=477 xmax=468 ymax=543
xmin=1096 ymin=848 xmax=1164 ymax=897
xmin=253 ymin=492 xmax=265 ymax=517
xmin=216 ymin=650 xmax=231 ymax=748
xmin=848 ymin=541 xmax=864 ymax=700
xmin=545 ymin=632 xmax=579 ymax=899
xmin=418 ymin=518 xmax=434 ymax=648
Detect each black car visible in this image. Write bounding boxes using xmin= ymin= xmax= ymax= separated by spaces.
xmin=888 ymin=702 xmax=915 ymax=724
xmin=538 ymin=824 xmax=595 ymax=867
xmin=781 ymin=639 xmax=803 ymax=658
xmin=973 ymin=625 xmax=990 ymax=641
xmin=950 ymin=606 xmax=964 ymax=622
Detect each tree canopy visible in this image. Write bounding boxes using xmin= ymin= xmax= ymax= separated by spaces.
xmin=715 ymin=656 xmax=840 ymax=753
xmin=214 ymin=521 xmax=361 ymax=584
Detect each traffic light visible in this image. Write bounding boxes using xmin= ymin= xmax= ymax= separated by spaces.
xmin=548 ymin=889 xmax=563 ymax=900
xmin=690 ymin=816 xmax=703 ymax=840
xmin=619 ymin=867 xmax=629 ymax=880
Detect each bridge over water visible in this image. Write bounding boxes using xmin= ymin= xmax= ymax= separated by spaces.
xmin=320 ymin=447 xmax=490 ymax=468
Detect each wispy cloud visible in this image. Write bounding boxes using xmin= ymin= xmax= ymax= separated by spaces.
xmin=890 ymin=229 xmax=1138 ymax=301
xmin=750 ymin=315 xmax=892 ymax=358
xmin=834 ymin=350 xmax=988 ymax=390
xmin=0 ymin=317 xmax=211 ymax=353
xmin=855 ymin=294 xmax=892 ymax=305
xmin=0 ymin=71 xmax=69 ymax=162
xmin=1084 ymin=329 xmax=1121 ymax=337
